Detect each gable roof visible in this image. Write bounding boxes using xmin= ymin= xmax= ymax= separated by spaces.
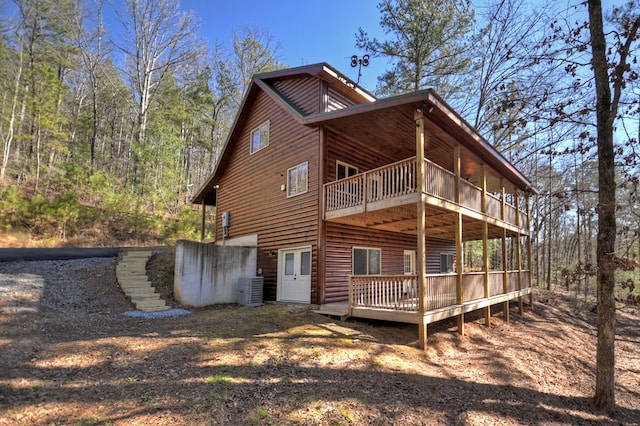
xmin=192 ymin=63 xmax=374 ymax=205
xmin=192 ymin=63 xmax=537 ymax=205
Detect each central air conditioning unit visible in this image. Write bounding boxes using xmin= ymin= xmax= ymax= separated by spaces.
xmin=237 ymin=277 xmax=264 ymax=307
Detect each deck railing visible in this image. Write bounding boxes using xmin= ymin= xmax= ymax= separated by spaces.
xmin=424 ymin=160 xmax=456 ymax=201
xmin=350 ymin=275 xmax=419 ymax=311
xmin=367 ymin=159 xmax=417 ymax=203
xmin=350 ymin=271 xmax=531 ymax=312
xmin=460 ymin=180 xmax=482 ymax=212
xmin=425 ymin=274 xmax=457 ymax=310
xmin=325 ymin=175 xmax=363 ymax=211
xmin=324 ymin=157 xmax=527 ymax=228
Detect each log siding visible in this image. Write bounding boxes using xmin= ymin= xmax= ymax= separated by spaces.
xmin=214 ymin=90 xmax=320 ymax=302
xmin=193 ymin=64 xmax=536 ymax=340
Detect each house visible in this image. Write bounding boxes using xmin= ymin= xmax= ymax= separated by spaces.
xmin=192 ymin=63 xmax=537 ymax=348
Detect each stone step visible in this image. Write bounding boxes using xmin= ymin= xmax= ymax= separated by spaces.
xmin=118 ymin=277 xmax=151 ymax=287
xmin=131 ymin=294 xmax=163 ymax=303
xmin=120 ymin=256 xmax=151 ymax=265
xmin=138 ymin=303 xmax=171 ymax=312
xmin=117 ymin=249 xmax=170 ymax=313
xmin=125 ymin=287 xmax=158 ymax=296
xmin=117 ymin=274 xmax=149 ymax=280
xmin=120 ymin=281 xmax=153 ymax=288
xmin=117 ymin=269 xmax=148 ymax=275
xmin=117 ymin=275 xmax=149 ymax=282
xmin=122 ymin=252 xmax=153 ymax=259
xmin=117 ymin=261 xmax=147 ymax=269
xmin=133 ymin=296 xmax=167 ymax=306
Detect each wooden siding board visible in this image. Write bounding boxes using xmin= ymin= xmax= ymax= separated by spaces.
xmin=328 ymin=87 xmax=357 ymax=111
xmin=324 ymin=222 xmax=454 ymax=303
xmin=215 ymin=90 xmax=320 ymax=302
xmin=273 ymin=77 xmax=321 ymax=116
xmin=323 ymin=127 xmax=457 ymax=303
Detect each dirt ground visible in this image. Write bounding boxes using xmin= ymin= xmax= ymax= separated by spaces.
xmin=0 ymin=256 xmax=638 ymax=425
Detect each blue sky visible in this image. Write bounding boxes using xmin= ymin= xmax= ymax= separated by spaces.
xmin=180 ymin=0 xmax=386 ymax=92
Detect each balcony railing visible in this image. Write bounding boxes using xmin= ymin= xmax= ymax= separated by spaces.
xmin=349 ymin=271 xmax=531 ymax=313
xmin=324 ymin=157 xmax=528 ymax=228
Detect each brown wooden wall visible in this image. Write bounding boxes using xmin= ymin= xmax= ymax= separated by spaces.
xmin=215 ymin=89 xmax=321 ymax=302
xmin=273 ymin=77 xmax=320 ymax=115
xmin=325 ymin=223 xmax=456 ymax=303
xmin=328 ymin=87 xmax=358 ymax=111
xmin=272 ymin=77 xmax=363 ymax=117
xmin=323 ymin=128 xmax=455 ymax=303
xmin=326 ymin=129 xmax=400 ymax=179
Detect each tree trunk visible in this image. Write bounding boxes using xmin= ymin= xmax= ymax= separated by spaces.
xmin=588 ymin=0 xmax=616 ymax=415
xmin=0 ymin=51 xmax=23 ymax=184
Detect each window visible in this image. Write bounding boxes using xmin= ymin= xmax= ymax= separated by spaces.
xmin=337 ymin=161 xmax=358 ymax=180
xmin=250 ymin=120 xmax=270 ymax=154
xmin=300 ymin=251 xmax=311 ymax=275
xmin=287 ymin=162 xmax=308 ymax=197
xmin=440 ymin=253 xmax=455 ymax=273
xmin=353 ymin=247 xmax=381 ymax=275
xmin=403 ymin=250 xmax=416 ymax=275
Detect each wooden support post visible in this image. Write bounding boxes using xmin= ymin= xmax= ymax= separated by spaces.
xmin=482 ymin=166 xmax=490 ymax=327
xmin=501 ymin=185 xmax=509 ymax=322
xmin=515 ymin=193 xmax=523 ymax=315
xmin=502 ymin=228 xmax=509 ymax=324
xmin=415 ymin=110 xmax=428 ymax=349
xmin=454 ymin=146 xmax=464 ymax=335
xmin=200 ymin=200 xmax=206 ymax=241
xmin=455 ymin=217 xmax=464 ymax=336
xmin=483 ymin=221 xmax=490 ymax=327
xmin=526 ymin=194 xmax=534 ymax=310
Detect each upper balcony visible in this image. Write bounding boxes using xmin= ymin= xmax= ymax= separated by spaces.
xmin=323 ymin=156 xmax=530 ymax=239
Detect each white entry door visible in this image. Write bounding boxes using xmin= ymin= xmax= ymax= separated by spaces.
xmin=278 ymin=247 xmax=311 ymax=303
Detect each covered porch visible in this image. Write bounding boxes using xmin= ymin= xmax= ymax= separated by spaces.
xmin=320 ymin=108 xmax=535 ymax=349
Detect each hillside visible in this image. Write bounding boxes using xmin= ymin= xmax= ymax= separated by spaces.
xmin=0 ymin=256 xmax=638 ymax=425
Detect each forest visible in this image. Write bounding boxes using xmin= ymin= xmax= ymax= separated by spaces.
xmin=0 ymin=0 xmax=639 ymax=305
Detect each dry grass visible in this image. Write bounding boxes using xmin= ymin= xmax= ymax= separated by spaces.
xmin=0 ymin=257 xmax=639 ymax=425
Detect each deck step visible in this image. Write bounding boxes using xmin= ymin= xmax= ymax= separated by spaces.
xmin=312 ymin=310 xmax=350 ymax=321
xmin=313 ymin=303 xmax=350 ymax=321
xmin=116 ymin=249 xmax=170 ymax=313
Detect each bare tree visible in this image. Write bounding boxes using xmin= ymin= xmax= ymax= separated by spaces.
xmin=73 ymin=0 xmax=108 ymax=169
xmin=0 ymin=48 xmax=23 ymax=183
xmin=211 ymin=25 xmax=284 ymax=111
xmin=114 ymin=0 xmax=204 ymax=148
xmin=588 ymin=0 xmax=639 ymax=415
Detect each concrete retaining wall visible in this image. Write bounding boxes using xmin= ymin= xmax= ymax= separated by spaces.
xmin=174 ymin=240 xmax=257 ymax=307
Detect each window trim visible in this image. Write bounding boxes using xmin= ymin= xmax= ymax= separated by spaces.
xmin=440 ymin=253 xmax=455 ymax=273
xmin=286 ymin=161 xmax=309 ymax=198
xmin=249 ymin=120 xmax=270 ymax=154
xmin=403 ymin=250 xmax=416 ymax=275
xmin=336 ymin=160 xmax=358 ymax=181
xmin=352 ymin=246 xmax=382 ymax=276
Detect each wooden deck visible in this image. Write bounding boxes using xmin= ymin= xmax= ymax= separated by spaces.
xmin=323 ymin=157 xmax=529 ymax=240
xmin=318 ymin=273 xmax=532 ymax=327
xmin=349 ymin=287 xmax=532 ymax=325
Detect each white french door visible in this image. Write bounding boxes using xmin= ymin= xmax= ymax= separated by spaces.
xmin=277 ymin=246 xmax=311 ymax=303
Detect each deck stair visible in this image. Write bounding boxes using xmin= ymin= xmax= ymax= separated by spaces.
xmin=313 ymin=302 xmax=350 ymax=321
xmin=116 ymin=250 xmax=170 ymax=312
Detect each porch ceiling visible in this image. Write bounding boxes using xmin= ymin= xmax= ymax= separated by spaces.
xmin=325 ymin=204 xmax=521 ymax=241
xmin=317 ymin=103 xmax=517 ymax=194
